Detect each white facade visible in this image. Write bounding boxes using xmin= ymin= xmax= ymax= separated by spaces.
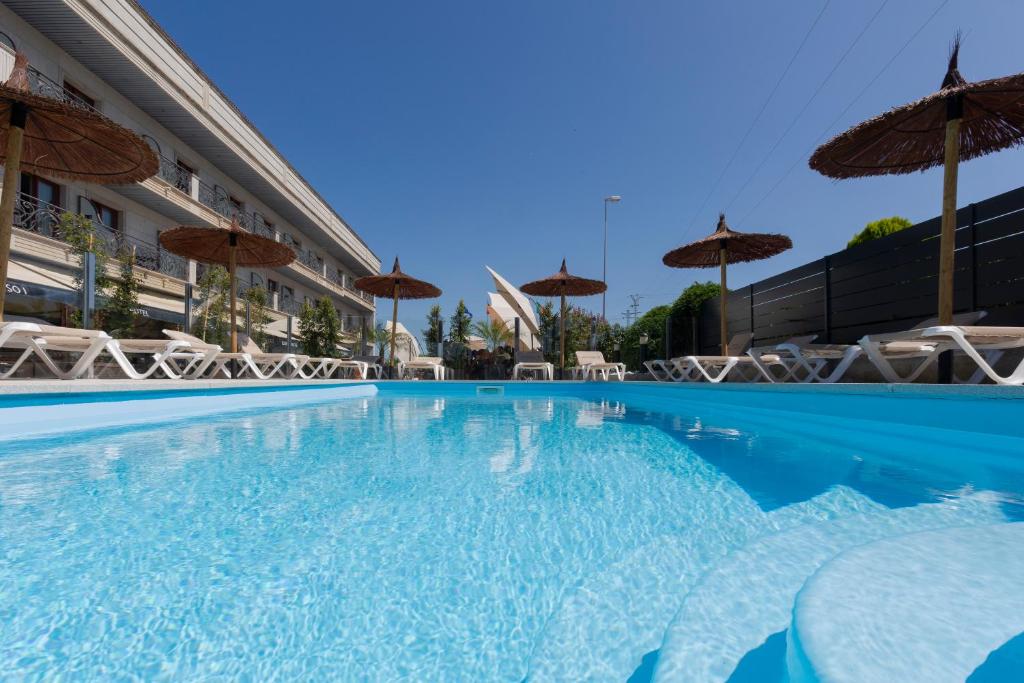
xmin=0 ymin=0 xmax=379 ymax=341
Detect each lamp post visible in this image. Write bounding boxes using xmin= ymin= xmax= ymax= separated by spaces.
xmin=602 ymin=195 xmax=621 ymax=321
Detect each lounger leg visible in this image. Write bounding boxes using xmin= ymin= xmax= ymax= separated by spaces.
xmin=941 ymin=330 xmax=1024 ymax=385
xmin=0 ymin=346 xmax=36 ymax=379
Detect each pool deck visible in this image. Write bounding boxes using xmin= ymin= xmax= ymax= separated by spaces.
xmin=0 ymin=378 xmax=1021 ymax=399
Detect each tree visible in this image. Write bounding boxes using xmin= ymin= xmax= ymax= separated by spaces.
xmin=536 ymin=301 xmax=604 ymax=367
xmin=242 ymin=285 xmax=272 ymax=350
xmin=423 ymin=304 xmax=443 ymax=355
xmin=472 ymin=318 xmax=512 ymax=351
xmin=847 ymin=216 xmax=912 ymax=248
xmin=298 ymin=296 xmax=341 ymax=357
xmin=105 ymin=246 xmax=140 ymax=338
xmin=449 ymin=299 xmax=471 ymax=343
xmin=666 ymin=281 xmax=721 ymax=357
xmin=196 ymin=265 xmax=231 ymax=346
xmin=59 ymin=212 xmax=111 ymax=328
xmin=621 ymin=305 xmax=671 ymax=370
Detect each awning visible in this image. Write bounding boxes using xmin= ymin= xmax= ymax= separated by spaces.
xmin=7 ymin=259 xmax=185 ymax=323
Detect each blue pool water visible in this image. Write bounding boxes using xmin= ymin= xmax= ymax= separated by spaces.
xmin=0 ymin=384 xmax=1022 ymax=681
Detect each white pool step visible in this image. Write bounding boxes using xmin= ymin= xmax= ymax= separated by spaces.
xmin=526 ymin=486 xmax=879 ymax=681
xmin=652 ymin=495 xmax=1007 ymax=682
xmin=787 ymin=523 xmax=1024 ymax=683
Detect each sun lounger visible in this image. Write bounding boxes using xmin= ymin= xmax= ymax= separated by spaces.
xmin=327 ymin=358 xmax=369 ymax=379
xmin=860 ymin=325 xmax=1024 ymax=385
xmin=0 ymin=322 xmax=110 ymax=379
xmin=512 ymin=351 xmax=554 ymax=380
xmin=0 ymin=322 xmax=203 ymax=380
xmin=754 ymin=312 xmax=987 ymax=384
xmin=574 ymin=351 xmax=626 ymax=381
xmin=352 ymin=355 xmax=384 ymax=378
xmin=669 ymin=333 xmax=761 ymax=383
xmin=163 ymin=331 xmax=293 ymax=379
xmin=399 ymin=356 xmax=446 ymax=380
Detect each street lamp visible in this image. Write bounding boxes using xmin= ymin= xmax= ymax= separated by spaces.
xmin=602 ymin=195 xmax=621 ymax=320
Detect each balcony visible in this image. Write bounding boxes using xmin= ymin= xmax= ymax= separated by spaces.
xmin=13 ymin=193 xmax=188 ymax=281
xmin=25 ymin=66 xmax=101 ymax=115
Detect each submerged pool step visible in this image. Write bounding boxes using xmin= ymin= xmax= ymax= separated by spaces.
xmin=652 ymin=495 xmax=1008 ymax=682
xmin=788 ymin=523 xmax=1024 ymax=683
xmin=526 ymin=486 xmax=879 ymax=682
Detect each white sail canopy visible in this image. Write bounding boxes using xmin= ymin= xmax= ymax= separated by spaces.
xmin=487 ymin=292 xmax=540 ymax=351
xmin=486 ymin=266 xmax=540 ymax=336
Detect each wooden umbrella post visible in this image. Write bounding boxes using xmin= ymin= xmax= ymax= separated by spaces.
xmin=559 ymin=290 xmax=569 ymax=379
xmin=719 ymin=243 xmax=728 ymax=355
xmin=228 ymin=233 xmax=238 ymax=353
xmin=0 ymin=103 xmax=28 ymax=323
xmin=938 ymin=114 xmax=961 ymax=326
xmin=390 ymin=283 xmax=399 ymax=379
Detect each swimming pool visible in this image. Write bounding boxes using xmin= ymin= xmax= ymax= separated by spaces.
xmin=0 ymin=382 xmax=1022 ymax=681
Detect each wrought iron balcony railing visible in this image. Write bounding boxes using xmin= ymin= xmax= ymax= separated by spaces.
xmin=26 ymin=67 xmax=101 ymax=115
xmin=13 ymin=193 xmax=188 ymax=281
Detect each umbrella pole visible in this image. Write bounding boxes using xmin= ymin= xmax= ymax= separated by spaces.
xmin=390 ymin=284 xmax=399 ymax=379
xmin=0 ymin=104 xmax=27 ymax=323
xmin=559 ymin=290 xmax=566 ymax=380
xmin=719 ymin=245 xmax=728 ymax=355
xmin=938 ymin=116 xmax=961 ymax=326
xmin=228 ymin=235 xmax=238 ymax=353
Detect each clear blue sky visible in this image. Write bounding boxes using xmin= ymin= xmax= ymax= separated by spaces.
xmin=142 ymin=0 xmax=1024 ymax=341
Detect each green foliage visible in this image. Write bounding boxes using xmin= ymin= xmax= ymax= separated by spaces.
xmin=105 ymin=247 xmax=140 ymax=338
xmin=423 ymin=304 xmax=443 ymax=355
xmin=298 ymin=296 xmax=341 ymax=357
xmin=847 ymin=216 xmax=912 ymax=248
xmin=670 ymin=281 xmax=721 ymax=317
xmin=536 ymin=301 xmax=608 ymax=367
xmin=242 ymin=285 xmax=272 ymax=350
xmin=472 ymin=318 xmax=512 ymax=351
xmin=621 ymin=305 xmax=670 ymax=370
xmin=448 ymin=299 xmax=472 ymax=343
xmin=59 ymin=212 xmax=111 ymax=328
xmin=196 ymin=265 xmax=231 ymax=347
xmin=372 ymin=321 xmax=389 ymax=357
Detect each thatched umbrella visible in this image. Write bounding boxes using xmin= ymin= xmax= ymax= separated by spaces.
xmin=0 ymin=53 xmax=158 ymax=321
xmin=663 ymin=213 xmax=791 ymax=354
xmin=810 ymin=38 xmax=1024 ymax=325
xmin=354 ymin=257 xmax=441 ymax=375
xmin=520 ymin=258 xmax=606 ymax=377
xmin=159 ymin=217 xmax=295 ymax=352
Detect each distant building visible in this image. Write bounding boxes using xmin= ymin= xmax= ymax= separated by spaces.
xmin=0 ymin=0 xmax=378 ymax=344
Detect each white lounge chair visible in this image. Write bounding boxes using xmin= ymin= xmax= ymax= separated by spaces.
xmin=574 ymin=351 xmax=626 ymax=381
xmin=512 ymin=351 xmax=554 ymax=380
xmin=0 ymin=322 xmax=110 ymax=379
xmin=860 ymin=325 xmax=1024 ymax=385
xmin=670 ymin=333 xmax=765 ymax=383
xmin=399 ymin=356 xmax=446 ymax=380
xmin=352 ymin=355 xmax=384 ymax=378
xmin=754 ymin=312 xmax=987 ymax=384
xmin=163 ymin=331 xmax=298 ymax=379
xmin=329 ymin=358 xmax=370 ymax=379
xmin=643 ymin=358 xmax=675 ymax=382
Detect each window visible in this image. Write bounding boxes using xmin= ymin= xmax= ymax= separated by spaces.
xmin=229 ymin=195 xmax=243 ymax=216
xmin=18 ymin=173 xmax=61 ymax=236
xmin=174 ymin=159 xmax=194 ymax=194
xmin=283 ymin=233 xmax=301 ymax=251
xmin=267 ymin=278 xmax=279 ymax=294
xmin=79 ymin=197 xmax=119 ymax=232
xmin=281 ymin=285 xmax=294 ymax=304
xmin=62 ymin=81 xmax=95 ymax=109
xmin=21 ymin=173 xmax=61 ymax=207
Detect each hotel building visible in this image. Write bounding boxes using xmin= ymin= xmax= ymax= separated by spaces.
xmin=0 ymin=0 xmax=379 ymax=347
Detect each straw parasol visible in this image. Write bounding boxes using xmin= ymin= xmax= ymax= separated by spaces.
xmin=663 ymin=213 xmax=791 ymax=354
xmin=354 ymin=257 xmax=441 ymax=374
xmin=0 ymin=52 xmax=158 ymax=321
xmin=520 ymin=258 xmax=606 ymax=377
xmin=159 ymin=217 xmax=295 ymax=352
xmin=810 ymin=38 xmax=1024 ymax=326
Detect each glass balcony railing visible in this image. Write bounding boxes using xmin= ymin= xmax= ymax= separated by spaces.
xmin=13 ymin=193 xmax=188 ymax=281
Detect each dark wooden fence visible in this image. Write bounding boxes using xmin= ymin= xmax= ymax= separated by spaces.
xmin=696 ymin=184 xmax=1024 ymax=353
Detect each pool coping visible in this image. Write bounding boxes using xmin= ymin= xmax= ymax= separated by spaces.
xmin=0 ymin=378 xmax=1021 ymax=400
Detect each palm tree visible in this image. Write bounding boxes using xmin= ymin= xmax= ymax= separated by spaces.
xmin=473 ymin=318 xmax=512 ymax=351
